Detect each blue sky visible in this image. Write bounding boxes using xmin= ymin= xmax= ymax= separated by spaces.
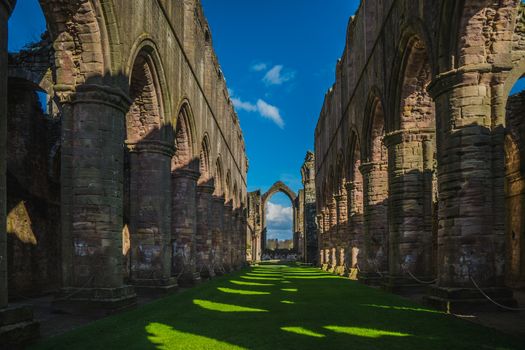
xmin=7 ymin=0 xmax=358 ymax=240
xmin=201 ymin=0 xmax=358 ymax=197
xmin=201 ymin=1 xmax=358 ymax=239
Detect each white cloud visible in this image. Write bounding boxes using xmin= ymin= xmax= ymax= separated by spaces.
xmin=232 ymin=97 xmax=257 ymax=112
xmin=263 ymin=65 xmax=295 ymax=85
xmin=251 ymin=62 xmax=268 ymax=72
xmin=266 ymin=202 xmax=293 ymax=240
xmin=256 ymin=99 xmax=284 ymax=129
xmin=231 ymin=94 xmax=284 ymax=129
xmin=266 ymin=202 xmax=293 ymax=225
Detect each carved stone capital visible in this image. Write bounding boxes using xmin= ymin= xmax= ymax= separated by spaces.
xmin=427 ymin=63 xmax=496 ymax=99
xmin=126 ymin=140 xmax=175 ymax=157
xmin=345 ymin=181 xmax=355 ymax=191
xmin=359 ymin=161 xmax=387 ymax=175
xmin=172 ymin=168 xmax=200 ymax=181
xmin=212 ymin=194 xmax=225 ymax=203
xmin=67 ymin=84 xmax=132 ymax=114
xmin=383 ymin=128 xmax=435 ymax=147
xmin=197 ymin=184 xmax=215 ymax=194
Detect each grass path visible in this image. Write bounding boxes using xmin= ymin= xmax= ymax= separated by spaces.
xmin=31 ymin=264 xmax=524 ymax=350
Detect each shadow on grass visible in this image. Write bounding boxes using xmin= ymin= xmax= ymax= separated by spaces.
xmin=30 ymin=263 xmax=525 ymax=350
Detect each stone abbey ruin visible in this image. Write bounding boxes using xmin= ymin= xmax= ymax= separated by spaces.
xmin=315 ymin=0 xmax=525 ymax=308
xmin=1 ymin=0 xmax=525 ymax=346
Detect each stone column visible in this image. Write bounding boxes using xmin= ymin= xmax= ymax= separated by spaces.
xmin=327 ymin=199 xmax=337 ymax=270
xmin=359 ymin=162 xmax=388 ymax=284
xmin=346 ymin=181 xmax=363 ymax=268
xmin=426 ymin=73 xmax=515 ymax=310
xmin=171 ymin=168 xmax=201 ymax=286
xmin=196 ymin=184 xmax=215 ymax=279
xmin=335 ymin=191 xmax=348 ymax=274
xmin=316 ymin=213 xmax=324 ymax=267
xmin=57 ymin=84 xmax=136 ymax=312
xmin=322 ymin=209 xmax=331 ymax=269
xmin=211 ymin=195 xmax=224 ymax=275
xmin=232 ymin=209 xmax=241 ymax=269
xmin=0 ymin=1 xmax=40 ymax=345
xmin=127 ymin=141 xmax=177 ymax=294
xmin=383 ymin=130 xmax=435 ymax=292
xmin=223 ymin=201 xmax=233 ymax=272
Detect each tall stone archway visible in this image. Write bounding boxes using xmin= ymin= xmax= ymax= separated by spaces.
xmin=260 ymin=181 xmax=299 ymax=256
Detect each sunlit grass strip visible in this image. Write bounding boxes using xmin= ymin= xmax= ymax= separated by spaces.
xmin=146 ymin=323 xmax=247 ymax=350
xmin=286 ymin=275 xmax=340 ymax=279
xmin=324 ymin=326 xmax=411 ymax=338
xmin=281 ymin=288 xmax=298 ymax=292
xmin=280 ymin=300 xmax=295 ymax=304
xmin=229 ymin=280 xmax=275 ymax=287
xmin=245 ymin=273 xmax=283 ymax=277
xmin=281 ymin=327 xmax=325 ymax=338
xmin=240 ymin=276 xmax=282 ymax=281
xmin=217 ymin=287 xmax=270 ymax=295
xmin=363 ymin=304 xmax=441 ymax=314
xmin=193 ymin=299 xmax=268 ymax=312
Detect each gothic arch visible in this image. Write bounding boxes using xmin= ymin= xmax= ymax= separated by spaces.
xmin=214 ymin=156 xmax=224 ymax=196
xmin=173 ymin=101 xmax=197 ymax=171
xmin=362 ymin=88 xmax=387 ymax=163
xmin=390 ymin=33 xmax=435 ymax=133
xmin=126 ymin=47 xmax=165 ymax=143
xmin=262 ymin=181 xmax=297 ymax=207
xmin=198 ymin=134 xmax=211 ymax=185
xmin=260 ymin=181 xmax=299 ymax=251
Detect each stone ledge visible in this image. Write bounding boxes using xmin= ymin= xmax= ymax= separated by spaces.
xmin=0 ymin=306 xmax=40 ymax=348
xmin=177 ymin=271 xmax=202 ymax=288
xmin=0 ymin=320 xmax=40 ymax=349
xmin=382 ymin=275 xmax=434 ymax=294
xmin=425 ymin=286 xmax=517 ymax=313
xmin=52 ymin=286 xmax=137 ymax=316
xmin=0 ymin=305 xmax=33 ymax=327
xmin=131 ymin=277 xmax=178 ymax=296
xmin=358 ymin=271 xmax=384 ymax=286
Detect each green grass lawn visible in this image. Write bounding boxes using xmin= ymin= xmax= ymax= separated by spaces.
xmin=31 ymin=263 xmax=524 ymax=350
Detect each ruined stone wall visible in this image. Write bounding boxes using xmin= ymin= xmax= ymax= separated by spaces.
xmin=6 ymin=81 xmax=61 ymax=298
xmin=301 ymin=151 xmax=317 ymax=264
xmin=315 ymin=0 xmax=525 ymax=303
xmin=1 ymin=0 xmax=249 ymax=314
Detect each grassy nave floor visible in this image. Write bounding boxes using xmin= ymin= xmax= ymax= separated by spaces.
xmin=31 ymin=264 xmax=524 ymax=350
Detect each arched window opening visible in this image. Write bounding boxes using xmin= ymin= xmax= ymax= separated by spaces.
xmin=263 ymin=192 xmax=295 ymax=261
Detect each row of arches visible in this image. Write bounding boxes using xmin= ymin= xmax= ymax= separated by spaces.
xmin=0 ymin=0 xmax=248 ymax=325
xmin=316 ymin=0 xmax=525 ymax=310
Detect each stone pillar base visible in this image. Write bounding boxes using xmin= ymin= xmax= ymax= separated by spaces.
xmin=382 ymin=275 xmax=435 ymax=295
xmin=177 ymin=272 xmax=202 ymax=287
xmin=0 ymin=305 xmax=39 ymax=348
xmin=321 ymin=264 xmax=329 ymax=271
xmin=222 ymin=264 xmax=232 ymax=273
xmin=334 ymin=265 xmax=346 ymax=276
xmin=213 ymin=266 xmax=225 ymax=276
xmin=348 ymin=268 xmax=359 ymax=280
xmin=131 ymin=277 xmax=178 ymax=296
xmin=358 ymin=271 xmax=384 ymax=286
xmin=52 ymin=285 xmax=137 ymax=316
xmin=425 ymin=286 xmax=517 ymax=313
xmin=199 ymin=265 xmax=216 ymax=280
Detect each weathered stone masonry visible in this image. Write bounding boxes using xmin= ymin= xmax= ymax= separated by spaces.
xmin=0 ymin=0 xmax=248 ymax=344
xmin=247 ymin=152 xmax=318 ymax=264
xmin=315 ymin=0 xmax=525 ymax=309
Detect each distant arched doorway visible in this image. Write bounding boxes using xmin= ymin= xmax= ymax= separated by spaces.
xmin=260 ymin=181 xmax=301 ymax=259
